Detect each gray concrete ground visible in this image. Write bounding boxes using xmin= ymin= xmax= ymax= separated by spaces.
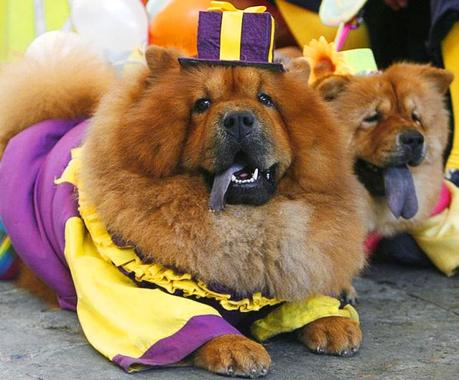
xmin=1 ymin=262 xmax=458 ymax=380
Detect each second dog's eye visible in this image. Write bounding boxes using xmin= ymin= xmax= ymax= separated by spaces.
xmin=412 ymin=111 xmax=422 ymax=124
xmin=258 ymin=93 xmax=274 ymax=107
xmin=193 ymin=98 xmax=211 ymax=113
xmin=363 ymin=112 xmax=380 ymax=124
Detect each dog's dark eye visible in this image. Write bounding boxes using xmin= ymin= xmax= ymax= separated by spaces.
xmin=258 ymin=93 xmax=274 ymax=107
xmin=363 ymin=112 xmax=380 ymax=124
xmin=412 ymin=111 xmax=421 ymax=124
xmin=193 ymin=98 xmax=211 ymax=113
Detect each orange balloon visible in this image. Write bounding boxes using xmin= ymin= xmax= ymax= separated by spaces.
xmin=149 ymin=0 xmax=211 ymax=56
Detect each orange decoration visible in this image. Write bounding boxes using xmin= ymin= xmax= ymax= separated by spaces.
xmin=149 ymin=0 xmax=211 ymax=56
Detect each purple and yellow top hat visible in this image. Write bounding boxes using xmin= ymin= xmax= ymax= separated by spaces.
xmin=179 ymin=1 xmax=283 ymax=71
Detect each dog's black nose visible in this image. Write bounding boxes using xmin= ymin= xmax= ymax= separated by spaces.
xmin=223 ymin=111 xmax=255 ymax=140
xmin=399 ymin=130 xmax=424 ymax=149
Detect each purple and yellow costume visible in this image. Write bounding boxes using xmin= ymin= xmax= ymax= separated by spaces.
xmin=0 ymin=118 xmax=358 ymax=371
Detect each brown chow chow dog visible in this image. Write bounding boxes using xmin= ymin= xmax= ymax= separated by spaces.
xmin=314 ymin=64 xmax=453 ymax=236
xmin=0 ymin=45 xmax=365 ymax=377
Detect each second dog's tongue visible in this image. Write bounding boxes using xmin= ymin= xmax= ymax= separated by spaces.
xmin=383 ymin=166 xmax=418 ymax=219
xmin=209 ymin=163 xmax=244 ymax=212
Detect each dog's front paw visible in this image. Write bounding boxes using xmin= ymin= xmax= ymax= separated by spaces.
xmin=193 ymin=334 xmax=271 ymax=378
xmin=298 ymin=316 xmax=362 ymax=357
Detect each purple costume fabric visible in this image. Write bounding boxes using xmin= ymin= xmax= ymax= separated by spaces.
xmin=0 ymin=119 xmax=87 ymax=309
xmin=113 ymin=315 xmax=240 ymax=369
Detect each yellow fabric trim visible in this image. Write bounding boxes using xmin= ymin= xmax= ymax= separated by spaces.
xmin=410 ymin=181 xmax=459 ymax=276
xmin=276 ymin=0 xmax=369 ymax=50
xmin=220 ymin=12 xmax=243 ymax=61
xmin=251 ymin=295 xmax=359 ymax=342
xmin=64 ymin=216 xmax=220 ymax=365
xmin=58 ymin=149 xmax=282 ymax=312
xmin=443 ymin=23 xmax=459 ymax=170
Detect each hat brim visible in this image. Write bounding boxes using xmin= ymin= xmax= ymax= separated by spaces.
xmin=178 ymin=57 xmax=284 ymax=72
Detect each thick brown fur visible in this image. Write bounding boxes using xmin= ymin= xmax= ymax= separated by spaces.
xmin=314 ymin=63 xmax=454 ymax=236
xmin=80 ymin=48 xmax=366 ymax=301
xmin=0 ymin=45 xmax=367 ymax=376
xmin=0 ymin=47 xmax=115 ymax=156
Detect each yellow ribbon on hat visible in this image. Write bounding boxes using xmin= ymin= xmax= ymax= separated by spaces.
xmin=208 ymin=1 xmax=266 ymax=13
xmin=207 ymin=1 xmax=274 ymax=62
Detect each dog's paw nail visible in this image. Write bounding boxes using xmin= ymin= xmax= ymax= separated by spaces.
xmin=250 ymin=367 xmax=259 ymax=378
xmin=340 ymin=349 xmax=350 ymax=357
xmin=351 ymin=346 xmax=359 ymax=353
xmin=316 ymin=346 xmax=325 ymax=354
xmin=227 ymin=366 xmax=234 ymax=376
xmin=260 ymin=367 xmax=268 ymax=375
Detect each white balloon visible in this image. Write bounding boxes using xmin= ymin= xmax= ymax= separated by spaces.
xmin=146 ymin=0 xmax=169 ymax=21
xmin=25 ymin=31 xmax=101 ymax=63
xmin=71 ymin=0 xmax=148 ymax=53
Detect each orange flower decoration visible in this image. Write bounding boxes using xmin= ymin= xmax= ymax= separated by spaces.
xmin=303 ymin=36 xmax=351 ymax=83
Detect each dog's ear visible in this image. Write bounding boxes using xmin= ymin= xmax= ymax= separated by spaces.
xmin=388 ymin=63 xmax=454 ymax=95
xmin=420 ymin=66 xmax=454 ymax=94
xmin=145 ymin=45 xmax=181 ymax=76
xmin=314 ymin=75 xmax=351 ymax=101
xmin=284 ymin=57 xmax=311 ymax=84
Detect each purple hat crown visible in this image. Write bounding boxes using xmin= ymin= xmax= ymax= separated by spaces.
xmin=179 ymin=1 xmax=283 ymax=71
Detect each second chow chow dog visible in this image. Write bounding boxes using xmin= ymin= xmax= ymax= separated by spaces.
xmin=0 ymin=38 xmax=366 ymax=378
xmin=313 ymin=63 xmax=454 ymax=240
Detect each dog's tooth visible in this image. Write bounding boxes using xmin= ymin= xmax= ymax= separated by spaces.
xmin=231 ymin=175 xmax=236 ymax=182
xmin=253 ymin=168 xmax=259 ymax=180
xmin=266 ymin=173 xmax=270 ymax=180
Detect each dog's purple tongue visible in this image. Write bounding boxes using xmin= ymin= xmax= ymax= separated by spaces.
xmin=383 ymin=165 xmax=418 ymax=219
xmin=209 ymin=163 xmax=244 ymax=212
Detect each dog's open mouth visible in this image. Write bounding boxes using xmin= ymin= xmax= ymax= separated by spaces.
xmin=355 ymin=159 xmax=419 ymax=219
xmin=208 ymin=153 xmax=277 ymax=211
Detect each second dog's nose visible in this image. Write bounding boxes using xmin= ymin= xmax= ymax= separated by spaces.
xmin=223 ymin=111 xmax=255 ymax=140
xmin=399 ymin=130 xmax=424 ymax=149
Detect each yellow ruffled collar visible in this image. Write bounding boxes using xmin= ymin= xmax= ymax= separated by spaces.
xmin=57 ymin=148 xmax=282 ymax=312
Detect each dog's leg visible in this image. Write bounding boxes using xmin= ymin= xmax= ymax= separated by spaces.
xmin=298 ymin=316 xmax=362 ymax=357
xmin=193 ymin=334 xmax=271 ymax=378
